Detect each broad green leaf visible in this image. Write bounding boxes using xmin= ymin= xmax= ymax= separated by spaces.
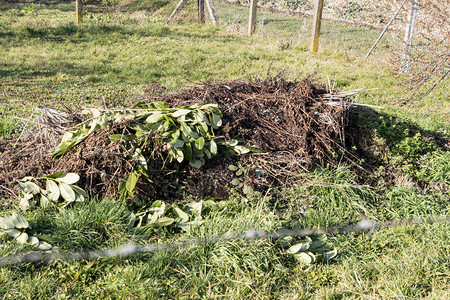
xmin=46 ymin=180 xmax=60 ymax=201
xmin=201 ymin=121 xmax=209 ymax=134
xmin=118 ymin=180 xmax=126 ymax=193
xmin=109 ymin=134 xmax=122 ymax=142
xmin=243 ymin=184 xmax=254 ymax=195
xmin=170 ymin=139 xmax=184 ymax=148
xmin=38 ymin=241 xmax=52 ymax=250
xmin=293 ymin=252 xmax=316 ymax=265
xmin=40 ymin=194 xmax=50 ymax=208
xmin=311 ymin=234 xmax=327 ymax=249
xmin=6 ymin=228 xmax=20 ymax=238
xmin=19 ymin=181 xmax=41 ymax=194
xmin=199 ymin=104 xmax=218 ymax=110
xmin=2 ymin=215 xmax=16 ymax=229
xmin=16 ymin=232 xmax=28 ymax=244
xmin=189 ymin=131 xmax=199 ymax=140
xmin=233 ymin=145 xmax=251 ymax=154
xmin=146 ymin=112 xmax=164 ymax=124
xmin=133 ymin=101 xmax=148 ymax=108
xmin=203 ymin=147 xmax=212 ymax=159
xmin=184 ymin=201 xmax=203 ymax=217
xmin=287 ymin=242 xmax=310 ymax=254
xmin=172 ymin=109 xmax=192 ymax=118
xmin=19 ymin=197 xmax=30 ymax=211
xmin=125 ymin=171 xmax=139 ymax=193
xmin=12 ymin=213 xmax=29 ymax=229
xmin=231 ymin=179 xmax=241 ymax=186
xmin=210 ymin=113 xmax=222 ymax=129
xmin=236 ymin=168 xmax=244 ymax=176
xmin=0 ymin=217 xmax=12 ymax=229
xmin=148 ymin=201 xmax=166 ymax=224
xmin=228 ymin=165 xmax=239 ymax=171
xmin=155 ymin=217 xmax=174 ymax=227
xmin=59 ymin=182 xmax=76 ymax=202
xmin=185 ymin=143 xmax=193 ymax=161
xmin=210 ymin=139 xmax=217 ymax=155
xmin=44 ymin=171 xmax=64 ymax=179
xmin=74 ymin=192 xmax=85 ymax=202
xmin=57 ymin=173 xmax=80 ymax=185
xmin=70 ymin=185 xmax=87 ymax=198
xmin=195 ymin=137 xmax=205 ymax=150
xmin=178 ymin=220 xmax=204 ymax=232
xmin=174 ymin=148 xmax=184 ymax=163
xmin=133 ymin=148 xmax=148 ymax=174
xmin=189 ymin=158 xmax=205 ymax=168
xmin=173 ymin=206 xmax=189 ymax=223
xmin=152 ymin=101 xmax=169 ymax=109
xmin=323 ymin=248 xmax=338 ymax=262
xmin=278 ymin=236 xmax=294 ymax=248
xmin=180 ymin=121 xmax=192 ymax=136
xmin=228 ymin=139 xmax=239 ymax=147
xmin=29 ymin=236 xmax=39 ymax=246
xmin=193 ymin=147 xmax=204 ymax=158
xmin=128 ymin=122 xmax=149 ymax=136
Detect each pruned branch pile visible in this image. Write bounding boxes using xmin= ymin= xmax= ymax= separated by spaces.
xmin=0 ymin=77 xmax=357 ymax=203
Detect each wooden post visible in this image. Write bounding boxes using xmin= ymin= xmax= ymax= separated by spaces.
xmin=198 ymin=0 xmax=205 ymax=23
xmin=205 ymin=0 xmax=218 ymax=25
xmin=248 ymin=0 xmax=257 ymax=35
xmin=75 ymin=0 xmax=82 ymax=24
xmin=310 ymin=0 xmax=324 ymax=52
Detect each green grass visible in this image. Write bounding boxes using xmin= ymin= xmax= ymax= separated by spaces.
xmin=0 ymin=0 xmax=449 ymax=299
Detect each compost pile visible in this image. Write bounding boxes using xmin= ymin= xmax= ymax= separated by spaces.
xmin=0 ymin=77 xmax=355 ymax=202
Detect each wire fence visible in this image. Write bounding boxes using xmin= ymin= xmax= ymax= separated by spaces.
xmin=1 ymin=215 xmax=449 ymax=266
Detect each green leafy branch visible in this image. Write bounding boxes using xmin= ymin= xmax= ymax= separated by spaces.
xmin=53 ymin=102 xmax=251 ymax=167
xmin=128 ymin=200 xmax=204 ymax=232
xmin=278 ymin=234 xmax=337 ymax=265
xmin=51 ymin=102 xmax=253 ymax=201
xmin=0 ymin=212 xmax=51 ymax=250
xmin=18 ymin=172 xmax=87 ymax=210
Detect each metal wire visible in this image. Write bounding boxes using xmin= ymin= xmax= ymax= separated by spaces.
xmin=1 ymin=215 xmax=449 ymax=266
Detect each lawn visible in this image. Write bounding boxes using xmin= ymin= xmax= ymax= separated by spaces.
xmin=0 ymin=0 xmax=449 ymax=299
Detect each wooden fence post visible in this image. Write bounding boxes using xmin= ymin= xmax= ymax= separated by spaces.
xmin=75 ymin=0 xmax=82 ymax=24
xmin=198 ymin=0 xmax=205 ymax=23
xmin=310 ymin=0 xmax=324 ymax=52
xmin=248 ymin=0 xmax=257 ymax=35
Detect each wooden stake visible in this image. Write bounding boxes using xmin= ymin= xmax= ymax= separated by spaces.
xmin=167 ymin=0 xmax=189 ymax=23
xmin=75 ymin=0 xmax=82 ymax=24
xmin=248 ymin=0 xmax=257 ymax=35
xmin=310 ymin=0 xmax=324 ymax=52
xmin=205 ymin=0 xmax=218 ymax=25
xmin=198 ymin=0 xmax=205 ymax=23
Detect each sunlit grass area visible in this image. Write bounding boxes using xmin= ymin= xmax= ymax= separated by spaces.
xmin=0 ymin=1 xmax=449 ymax=299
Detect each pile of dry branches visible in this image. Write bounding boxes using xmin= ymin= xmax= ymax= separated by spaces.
xmin=1 ymin=77 xmax=358 ymax=202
